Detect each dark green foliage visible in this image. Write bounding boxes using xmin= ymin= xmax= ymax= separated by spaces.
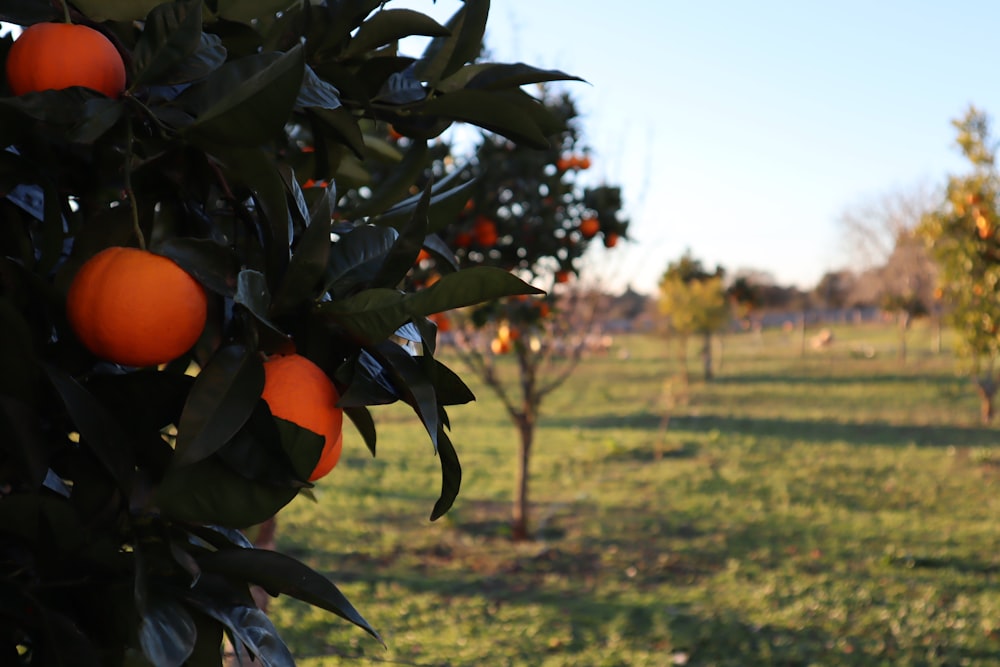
xmin=0 ymin=0 xmax=578 ymax=663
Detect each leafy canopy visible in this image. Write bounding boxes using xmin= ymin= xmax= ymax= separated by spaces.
xmin=0 ymin=0 xmax=579 ymax=663
xmin=919 ymin=106 xmax=1000 ymax=375
xmin=658 ymin=251 xmax=729 ymax=337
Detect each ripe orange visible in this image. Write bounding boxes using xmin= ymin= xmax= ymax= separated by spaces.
xmin=429 ymin=312 xmax=451 ymax=332
xmin=261 ymin=353 xmax=344 ymax=482
xmin=604 ymin=232 xmax=619 ymax=248
xmin=490 ymin=337 xmax=511 ymax=355
xmin=66 ymin=247 xmax=208 ymax=367
xmin=454 ymin=232 xmax=473 ymax=248
xmin=554 ymin=270 xmax=571 ymax=284
xmin=6 ymin=23 xmax=126 ymax=98
xmin=579 ymin=217 xmax=600 ymax=239
xmin=474 ymin=217 xmax=498 ymax=246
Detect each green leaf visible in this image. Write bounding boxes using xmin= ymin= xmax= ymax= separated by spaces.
xmin=370 ymin=161 xmax=475 ymax=232
xmin=348 ymin=141 xmax=428 ymax=220
xmin=343 ymin=405 xmax=376 ymax=457
xmin=69 ymin=98 xmax=123 ymax=144
xmin=338 ymin=349 xmax=400 ymax=408
xmin=174 ymin=345 xmax=265 ymax=467
xmin=317 ymin=267 xmax=542 ymax=344
xmin=197 ymin=548 xmax=383 ymax=644
xmin=182 ymin=46 xmax=305 ymax=147
xmin=272 ymin=189 xmax=334 ymax=315
xmin=461 ymin=62 xmax=584 ymax=91
xmin=210 ymin=147 xmax=291 ymax=274
xmin=0 ymin=2 xmax=59 ymax=23
xmin=216 ymin=407 xmax=315 ymax=487
xmin=155 ymin=237 xmax=240 ymax=297
xmin=296 ymin=65 xmax=342 ymax=112
xmin=416 ymin=88 xmax=552 ymax=149
xmin=235 ymin=269 xmax=287 ymax=337
xmin=273 ymin=417 xmax=325 ymax=483
xmin=324 ymin=224 xmax=398 ymax=298
xmin=69 ymin=0 xmax=163 ymax=21
xmin=42 ymin=364 xmax=134 ymax=490
xmin=155 ymin=455 xmax=298 ymax=527
xmin=0 ymin=88 xmax=102 ymax=127
xmin=131 ymin=0 xmax=206 ymax=88
xmin=311 ymin=106 xmax=366 ymax=159
xmin=216 ymin=0 xmax=297 ymax=23
xmin=343 ymin=9 xmax=450 ymax=59
xmin=370 ymin=340 xmax=438 ymax=447
xmin=193 ymin=603 xmax=295 ymax=667
xmin=138 ymin=594 xmax=197 ymax=667
xmin=0 ymin=397 xmax=49 ymax=490
xmin=185 ymin=608 xmax=224 ymax=667
xmin=370 ymin=180 xmax=431 ymax=288
xmin=413 ymin=0 xmax=489 ymax=85
xmin=0 ymin=296 xmax=37 ymax=401
xmin=164 ymin=32 xmax=228 ymax=85
xmin=431 ymin=359 xmax=476 ymax=406
xmin=430 ymin=427 xmax=461 ymax=520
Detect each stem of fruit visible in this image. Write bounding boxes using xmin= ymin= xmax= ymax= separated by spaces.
xmin=59 ymin=0 xmax=71 ymax=23
xmin=124 ymin=117 xmax=147 ymax=250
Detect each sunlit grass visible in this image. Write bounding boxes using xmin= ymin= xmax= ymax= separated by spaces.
xmin=270 ymin=320 xmax=1000 ymax=666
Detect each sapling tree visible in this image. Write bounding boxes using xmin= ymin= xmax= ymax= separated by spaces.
xmin=658 ymin=251 xmax=730 ymax=382
xmin=409 ymin=90 xmax=629 ymax=541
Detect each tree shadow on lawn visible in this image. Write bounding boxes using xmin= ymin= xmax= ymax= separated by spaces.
xmin=549 ymin=411 xmax=1000 ymax=448
xmin=709 ymin=372 xmax=968 ymax=388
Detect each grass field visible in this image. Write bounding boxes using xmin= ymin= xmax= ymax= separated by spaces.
xmin=268 ymin=321 xmax=1000 ymax=666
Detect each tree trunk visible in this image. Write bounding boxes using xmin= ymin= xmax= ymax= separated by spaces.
xmin=897 ymin=311 xmax=909 ymax=365
xmin=701 ymin=331 xmax=713 ymax=381
xmin=676 ymin=336 xmax=690 ymax=388
xmin=511 ymin=413 xmax=535 ymax=541
xmin=798 ymin=312 xmax=806 ymax=357
xmin=932 ymin=315 xmax=942 ymax=355
xmin=976 ymin=378 xmax=997 ymax=424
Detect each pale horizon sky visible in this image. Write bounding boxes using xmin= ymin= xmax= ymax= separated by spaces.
xmin=397 ymin=1 xmax=1000 ymax=295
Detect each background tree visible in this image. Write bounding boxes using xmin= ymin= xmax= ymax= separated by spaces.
xmin=919 ymin=106 xmax=1000 ymax=422
xmin=658 ymin=251 xmax=730 ymax=382
xmin=812 ymin=269 xmax=857 ymax=310
xmin=413 ymin=90 xmax=629 ymax=542
xmin=839 ymin=183 xmax=940 ymax=362
xmin=0 ymin=0 xmax=578 ymax=662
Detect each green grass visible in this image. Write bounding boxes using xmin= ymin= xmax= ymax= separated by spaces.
xmin=269 ymin=321 xmax=1000 ymax=666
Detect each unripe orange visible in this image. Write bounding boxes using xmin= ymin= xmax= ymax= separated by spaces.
xmin=6 ymin=23 xmax=126 ymax=98
xmin=66 ymin=247 xmax=208 ymax=367
xmin=261 ymin=353 xmax=344 ymax=482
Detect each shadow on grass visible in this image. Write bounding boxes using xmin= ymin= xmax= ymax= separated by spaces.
xmin=548 ymin=410 xmax=999 ymax=448
xmin=708 ymin=372 xmax=968 ymax=388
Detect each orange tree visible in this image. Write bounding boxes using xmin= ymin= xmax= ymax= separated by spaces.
xmin=407 ymin=90 xmax=628 ymax=541
xmin=919 ymin=106 xmax=1000 ymax=423
xmin=0 ymin=0 xmax=579 ymax=663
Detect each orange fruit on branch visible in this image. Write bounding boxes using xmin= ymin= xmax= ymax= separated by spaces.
xmin=579 ymin=217 xmax=600 ymax=239
xmin=6 ymin=22 xmax=126 ymax=98
xmin=261 ymin=353 xmax=344 ymax=482
xmin=473 ymin=216 xmax=499 ymax=247
xmin=66 ymin=247 xmax=208 ymax=367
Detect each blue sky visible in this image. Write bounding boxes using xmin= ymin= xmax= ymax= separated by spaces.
xmin=396 ymin=1 xmax=1000 ymax=294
